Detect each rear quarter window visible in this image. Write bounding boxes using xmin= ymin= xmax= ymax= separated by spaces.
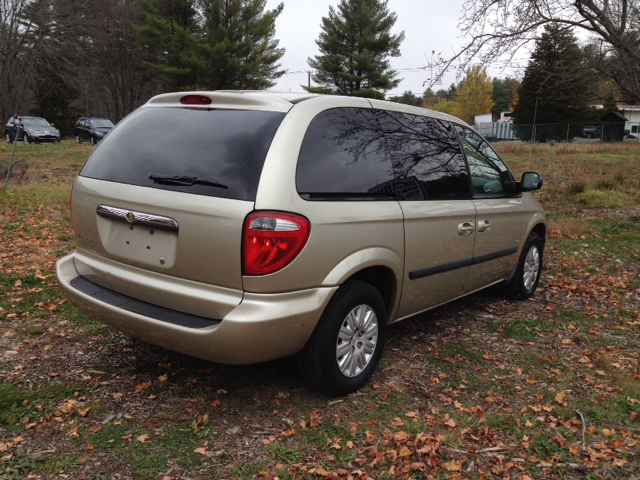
xmin=80 ymin=107 xmax=286 ymax=201
xmin=296 ymin=108 xmax=397 ymax=200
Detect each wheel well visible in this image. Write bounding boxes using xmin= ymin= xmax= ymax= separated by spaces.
xmin=349 ymin=266 xmax=396 ymax=315
xmin=531 ymin=223 xmax=546 ymax=244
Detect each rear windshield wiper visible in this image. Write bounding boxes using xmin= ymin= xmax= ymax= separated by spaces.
xmin=148 ymin=174 xmax=228 ymax=189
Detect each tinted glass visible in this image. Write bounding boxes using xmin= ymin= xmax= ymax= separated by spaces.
xmin=80 ymin=107 xmax=286 ymax=201
xmin=455 ymin=125 xmax=515 ymax=196
xmin=296 ymin=108 xmax=396 ymax=199
xmin=375 ymin=111 xmax=470 ymax=200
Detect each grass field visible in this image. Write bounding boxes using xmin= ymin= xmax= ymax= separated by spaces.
xmin=1 ymin=141 xmax=639 ymax=479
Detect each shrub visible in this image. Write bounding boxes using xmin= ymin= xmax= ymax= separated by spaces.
xmin=566 ymin=180 xmax=586 ymax=195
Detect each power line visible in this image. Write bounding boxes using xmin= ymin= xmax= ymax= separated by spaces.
xmin=281 ymin=58 xmax=531 ymax=76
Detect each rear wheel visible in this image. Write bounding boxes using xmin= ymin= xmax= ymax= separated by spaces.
xmin=76 ymin=135 xmax=81 ymax=144
xmin=298 ymin=279 xmax=386 ymax=396
xmin=504 ymin=232 xmax=543 ymax=300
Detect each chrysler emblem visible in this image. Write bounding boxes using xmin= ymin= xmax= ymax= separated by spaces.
xmin=126 ymin=212 xmax=136 ymax=223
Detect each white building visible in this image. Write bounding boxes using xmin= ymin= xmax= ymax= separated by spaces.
xmin=474 ymin=113 xmax=492 ymax=126
xmin=617 ymin=105 xmax=640 ymax=134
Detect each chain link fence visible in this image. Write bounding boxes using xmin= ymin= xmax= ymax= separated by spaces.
xmin=475 ymin=121 xmax=640 ymax=143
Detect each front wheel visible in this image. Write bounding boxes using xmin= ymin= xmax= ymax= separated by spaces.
xmin=23 ymin=133 xmax=30 ymax=144
xmin=5 ymin=132 xmax=11 ymax=143
xmin=90 ymin=136 xmax=95 ymax=145
xmin=504 ymin=232 xmax=543 ymax=300
xmin=298 ymin=279 xmax=387 ymax=396
xmin=76 ymin=135 xmax=81 ymax=144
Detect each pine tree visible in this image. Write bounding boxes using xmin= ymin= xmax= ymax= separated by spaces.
xmin=512 ymin=24 xmax=590 ymax=129
xmin=388 ymin=90 xmax=421 ymax=106
xmin=308 ymin=0 xmax=404 ymax=97
xmin=491 ymin=77 xmax=519 ymax=118
xmin=137 ymin=0 xmax=201 ymax=92
xmin=197 ymin=0 xmax=285 ymax=90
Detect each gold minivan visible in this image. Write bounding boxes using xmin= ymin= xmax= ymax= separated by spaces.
xmin=56 ymin=92 xmax=545 ymax=396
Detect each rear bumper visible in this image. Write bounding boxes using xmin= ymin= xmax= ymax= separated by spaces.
xmin=56 ymin=253 xmax=337 ymax=365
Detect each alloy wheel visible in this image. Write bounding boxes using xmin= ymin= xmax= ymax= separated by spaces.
xmin=523 ymin=245 xmax=540 ymax=290
xmin=335 ymin=304 xmax=379 ymax=377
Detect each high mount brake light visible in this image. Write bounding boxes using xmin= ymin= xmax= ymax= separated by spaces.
xmin=180 ymin=95 xmax=212 ymax=105
xmin=242 ymin=212 xmax=310 ymax=276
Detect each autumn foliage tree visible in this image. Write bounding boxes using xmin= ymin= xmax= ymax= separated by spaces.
xmin=432 ymin=66 xmax=494 ymax=124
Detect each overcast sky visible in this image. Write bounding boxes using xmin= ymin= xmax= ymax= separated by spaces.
xmin=265 ymin=0 xmax=528 ymax=98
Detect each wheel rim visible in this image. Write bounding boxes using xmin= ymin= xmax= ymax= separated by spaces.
xmin=336 ymin=304 xmax=379 ymax=377
xmin=523 ymin=245 xmax=540 ymax=290
xmin=23 ymin=134 xmax=28 ymax=144
xmin=91 ymin=137 xmax=95 ymax=145
xmin=76 ymin=136 xmax=80 ymax=143
xmin=5 ymin=133 xmax=9 ymax=143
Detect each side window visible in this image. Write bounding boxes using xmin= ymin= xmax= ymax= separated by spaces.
xmin=375 ymin=111 xmax=471 ymax=200
xmin=296 ymin=108 xmax=396 ymax=199
xmin=455 ymin=125 xmax=515 ymax=196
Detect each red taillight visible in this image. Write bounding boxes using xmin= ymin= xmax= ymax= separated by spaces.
xmin=180 ymin=95 xmax=212 ymax=105
xmin=242 ymin=212 xmax=310 ymax=276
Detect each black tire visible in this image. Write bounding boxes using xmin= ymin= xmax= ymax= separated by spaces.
xmin=504 ymin=232 xmax=543 ymax=300
xmin=23 ymin=133 xmax=30 ymax=144
xmin=297 ymin=279 xmax=387 ymax=396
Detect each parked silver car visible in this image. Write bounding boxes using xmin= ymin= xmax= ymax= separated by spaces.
xmin=5 ymin=116 xmax=61 ymax=143
xmin=56 ymin=92 xmax=545 ymax=395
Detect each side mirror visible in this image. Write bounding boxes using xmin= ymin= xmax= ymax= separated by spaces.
xmin=519 ymin=172 xmax=543 ymax=192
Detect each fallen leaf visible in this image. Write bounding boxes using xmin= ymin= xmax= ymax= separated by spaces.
xmin=443 ymin=460 xmax=463 ymax=471
xmin=137 ymin=434 xmax=150 ymax=443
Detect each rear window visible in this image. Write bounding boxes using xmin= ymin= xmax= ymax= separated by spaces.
xmin=80 ymin=107 xmax=286 ymax=201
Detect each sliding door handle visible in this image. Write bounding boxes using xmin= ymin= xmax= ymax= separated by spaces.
xmin=458 ymin=222 xmax=475 ymax=235
xmin=477 ymin=219 xmax=492 ymax=232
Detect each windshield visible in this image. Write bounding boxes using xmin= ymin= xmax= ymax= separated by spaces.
xmin=80 ymin=107 xmax=286 ymax=201
xmin=90 ymin=119 xmax=114 ymax=128
xmin=23 ymin=118 xmax=52 ymax=127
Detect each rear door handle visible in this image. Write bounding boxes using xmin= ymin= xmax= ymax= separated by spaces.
xmin=458 ymin=222 xmax=475 ymax=235
xmin=477 ymin=219 xmax=492 ymax=232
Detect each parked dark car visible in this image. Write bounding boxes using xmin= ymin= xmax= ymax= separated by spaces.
xmin=74 ymin=117 xmax=115 ymax=145
xmin=581 ymin=125 xmax=602 ymax=138
xmin=5 ymin=116 xmax=61 ymax=143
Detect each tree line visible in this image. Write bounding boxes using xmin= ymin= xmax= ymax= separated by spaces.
xmin=392 ymin=21 xmax=637 ymax=135
xmin=1 ymin=0 xmax=406 ymax=137
xmin=2 ymin=0 xmax=638 ymax=139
